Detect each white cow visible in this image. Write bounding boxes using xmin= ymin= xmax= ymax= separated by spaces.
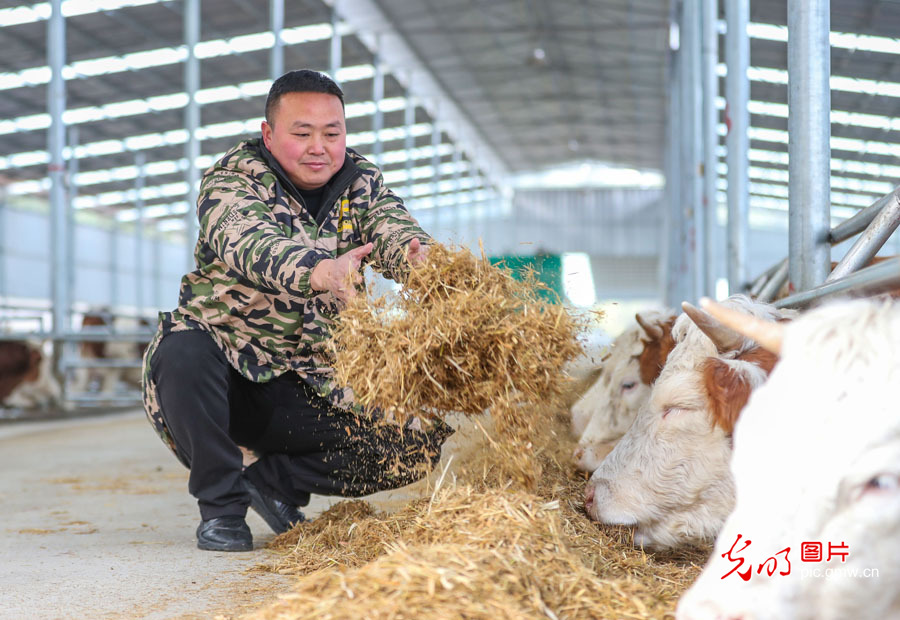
xmin=584 ymin=295 xmax=784 ymax=548
xmin=573 ymin=309 xmax=678 ymax=471
xmin=678 ymin=298 xmax=900 ymax=620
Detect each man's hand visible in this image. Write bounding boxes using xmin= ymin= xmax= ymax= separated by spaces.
xmin=407 ymin=238 xmax=429 ymax=265
xmin=310 ymin=242 xmax=373 ymax=304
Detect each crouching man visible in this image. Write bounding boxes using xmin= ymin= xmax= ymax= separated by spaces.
xmin=142 ymin=70 xmax=452 ymax=551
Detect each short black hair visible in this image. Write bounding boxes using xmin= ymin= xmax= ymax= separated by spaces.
xmin=264 ymin=69 xmax=344 ymax=125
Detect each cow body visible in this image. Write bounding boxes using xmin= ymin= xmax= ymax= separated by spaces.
xmin=573 ymin=309 xmax=678 ymax=471
xmin=678 ymin=299 xmax=900 ymax=620
xmin=584 ymin=295 xmax=783 ymax=548
xmin=0 ymin=341 xmax=61 ymax=410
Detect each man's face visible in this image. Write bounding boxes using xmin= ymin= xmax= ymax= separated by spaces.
xmin=261 ymin=91 xmax=346 ymax=190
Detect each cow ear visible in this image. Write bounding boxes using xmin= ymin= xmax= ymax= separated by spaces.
xmin=637 ymin=317 xmax=677 ymax=386
xmin=702 ymin=348 xmax=778 ymax=433
xmin=702 ymin=358 xmax=754 ymax=434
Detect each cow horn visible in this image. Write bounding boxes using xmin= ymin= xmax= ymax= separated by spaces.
xmin=699 ymin=297 xmax=783 ymax=355
xmin=635 ymin=312 xmax=663 ymax=339
xmin=681 ymin=300 xmax=746 ymax=353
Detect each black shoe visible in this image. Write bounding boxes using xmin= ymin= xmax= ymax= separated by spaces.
xmin=244 ymin=477 xmax=305 ymax=534
xmin=196 ymin=515 xmax=253 ymax=552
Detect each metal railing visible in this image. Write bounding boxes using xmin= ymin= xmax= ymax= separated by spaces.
xmin=748 ymin=185 xmax=900 ymax=309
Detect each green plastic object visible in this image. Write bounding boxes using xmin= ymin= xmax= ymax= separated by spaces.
xmin=488 ymin=253 xmax=564 ymax=304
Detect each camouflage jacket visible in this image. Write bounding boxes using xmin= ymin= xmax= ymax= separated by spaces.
xmin=142 ymin=138 xmax=430 ymax=456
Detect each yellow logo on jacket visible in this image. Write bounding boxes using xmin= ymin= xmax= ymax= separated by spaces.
xmin=338 ymin=197 xmax=353 ymax=233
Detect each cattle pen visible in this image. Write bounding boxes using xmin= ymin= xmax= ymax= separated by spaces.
xmin=3 ymin=0 xmax=900 ymax=619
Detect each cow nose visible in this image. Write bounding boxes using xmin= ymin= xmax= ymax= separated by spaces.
xmin=573 ymin=446 xmax=585 ymax=461
xmin=584 ymin=483 xmax=596 ymax=512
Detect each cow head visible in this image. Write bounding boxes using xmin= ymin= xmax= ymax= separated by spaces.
xmin=574 ymin=309 xmax=678 ymax=472
xmin=678 ymin=299 xmax=900 ymax=620
xmin=583 ymin=295 xmax=783 ymax=548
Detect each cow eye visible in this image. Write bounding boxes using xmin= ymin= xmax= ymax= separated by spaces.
xmin=662 ymin=406 xmax=682 ymax=418
xmin=863 ymin=474 xmax=900 ymax=494
xmin=622 ymin=381 xmax=636 ymax=391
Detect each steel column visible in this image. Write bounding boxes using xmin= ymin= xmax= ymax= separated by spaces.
xmin=788 ymin=0 xmax=831 ymax=292
xmin=269 ymin=0 xmax=284 ymax=80
xmin=0 ymin=185 xmax=6 ymax=300
xmin=66 ymin=126 xmax=78 ymax=310
xmin=330 ymin=8 xmax=342 ymax=80
xmin=48 ymin=0 xmax=69 ymax=337
xmin=404 ymin=89 xmax=416 ymax=203
xmin=725 ymin=0 xmax=750 ymax=293
xmin=135 ymin=152 xmax=146 ymax=312
xmin=372 ymin=45 xmax=384 ymax=166
xmin=431 ymin=115 xmax=441 ymax=224
xmin=184 ymin=0 xmax=200 ymax=269
xmin=701 ymin=0 xmax=719 ymax=297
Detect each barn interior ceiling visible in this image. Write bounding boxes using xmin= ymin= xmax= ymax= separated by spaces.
xmin=1 ymin=0 xmax=899 ymax=232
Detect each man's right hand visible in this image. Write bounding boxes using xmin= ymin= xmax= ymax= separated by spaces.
xmin=309 ymin=242 xmax=373 ymax=304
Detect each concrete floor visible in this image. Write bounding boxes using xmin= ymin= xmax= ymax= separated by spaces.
xmin=0 ymin=410 xmax=309 ymax=619
xmin=0 ymin=407 xmax=489 ymax=619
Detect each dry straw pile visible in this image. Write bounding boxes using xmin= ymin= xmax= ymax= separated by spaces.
xmin=330 ymin=243 xmax=584 ymax=425
xmin=239 ymin=244 xmax=706 ymax=619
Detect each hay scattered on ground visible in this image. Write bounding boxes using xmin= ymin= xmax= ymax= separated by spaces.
xmin=240 ymin=245 xmax=707 ymax=619
xmin=245 ymin=406 xmax=708 ymax=619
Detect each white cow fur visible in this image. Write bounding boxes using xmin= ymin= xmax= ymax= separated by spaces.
xmin=570 ymin=322 xmax=645 ymax=440
xmin=584 ymin=295 xmax=783 ymax=548
xmin=678 ymin=299 xmax=900 ymax=620
xmin=574 ymin=309 xmax=679 ymax=472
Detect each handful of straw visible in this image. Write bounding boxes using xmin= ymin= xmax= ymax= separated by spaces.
xmin=330 ymin=244 xmax=585 ymax=426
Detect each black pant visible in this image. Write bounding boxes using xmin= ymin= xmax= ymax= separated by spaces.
xmin=150 ymin=330 xmax=453 ymax=520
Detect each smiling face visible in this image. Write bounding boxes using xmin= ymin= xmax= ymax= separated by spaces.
xmin=261 ymin=91 xmax=346 ymax=190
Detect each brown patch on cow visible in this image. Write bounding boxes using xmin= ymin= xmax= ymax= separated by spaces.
xmin=0 ymin=342 xmax=41 ymax=402
xmin=638 ymin=317 xmax=677 ymax=386
xmin=703 ymin=347 xmax=779 ymax=433
xmin=81 ymin=313 xmax=108 ymax=358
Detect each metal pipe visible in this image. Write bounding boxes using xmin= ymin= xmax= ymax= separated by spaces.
xmin=404 ymin=88 xmax=416 ymax=203
xmin=184 ymin=0 xmax=200 ymax=270
xmin=748 ymin=257 xmax=785 ymax=298
xmin=269 ymin=0 xmax=284 ymax=80
xmin=431 ymin=112 xmax=441 ymax=215
xmin=663 ymin=12 xmax=681 ymax=306
xmin=0 ymin=185 xmax=6 ymax=300
xmin=110 ymin=215 xmax=120 ymax=309
xmin=757 ymin=258 xmax=790 ymax=302
xmin=701 ymin=0 xmax=718 ymax=297
xmin=829 ymin=189 xmax=897 ymax=245
xmin=787 ymin=0 xmax=831 ymax=292
xmin=330 ymin=7 xmax=342 ymax=80
xmin=153 ymin=221 xmax=162 ymax=309
xmin=775 ymin=258 xmax=900 ymax=310
xmin=827 ymin=188 xmax=900 ymax=282
xmin=134 ymin=152 xmax=146 ymax=312
xmin=372 ymin=44 xmax=383 ymax=166
xmin=685 ymin=0 xmax=704 ymax=300
xmin=453 ymin=145 xmax=462 ymax=241
xmin=725 ymin=0 xmax=750 ymax=293
xmin=48 ymin=0 xmax=69 ymax=338
xmin=66 ymin=126 xmax=78 ymax=310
